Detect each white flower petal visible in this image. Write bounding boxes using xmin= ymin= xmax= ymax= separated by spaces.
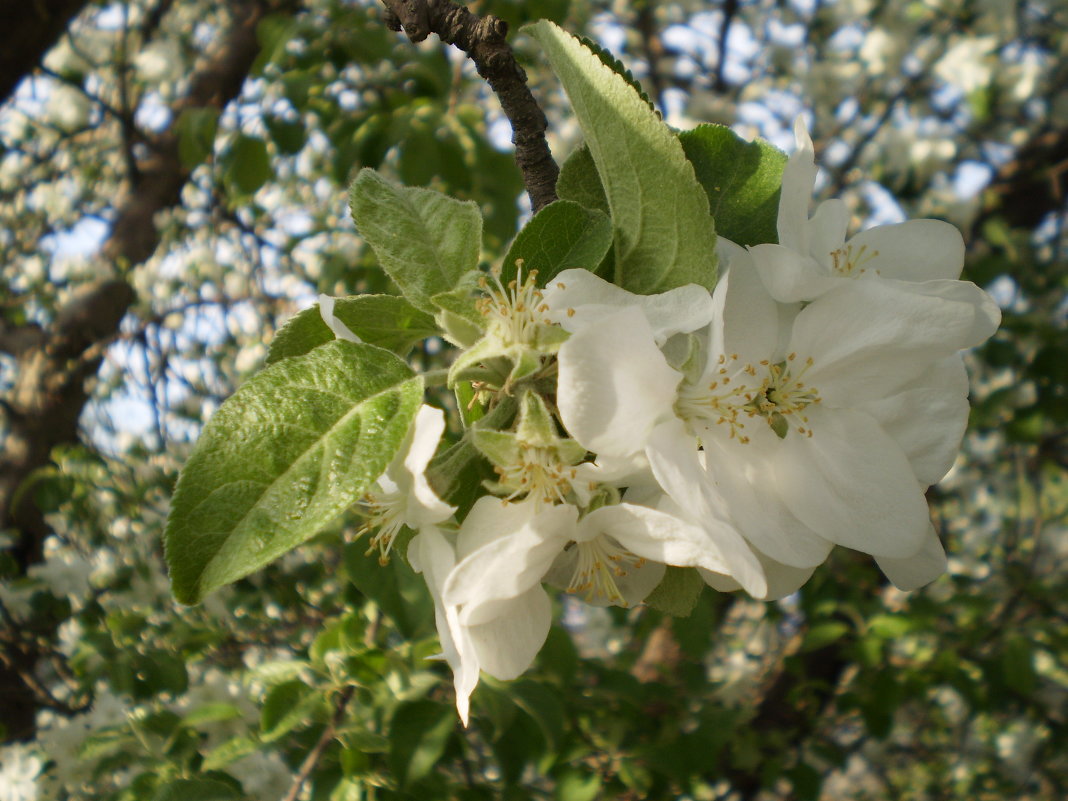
xmin=403 ymin=406 xmax=456 ymax=526
xmin=558 ymin=307 xmax=681 ymax=458
xmin=710 ymin=253 xmax=783 ymax=366
xmin=543 ymin=268 xmax=715 ymax=343
xmin=700 ymin=549 xmax=815 ymax=602
xmin=774 ymin=407 xmax=929 ymax=558
xmin=750 ymin=244 xmax=839 ymax=304
xmin=874 ymin=525 xmax=947 ymax=590
xmin=778 ymin=116 xmax=817 ymax=253
xmin=848 ymin=219 xmax=965 ymax=281
xmin=318 ymin=294 xmax=361 ymax=343
xmin=408 ymin=528 xmax=460 ymax=671
xmin=702 ymin=436 xmax=834 ymax=568
xmin=859 ymin=359 xmax=970 ymax=486
xmin=582 ymin=503 xmax=734 ymax=575
xmin=466 ymin=587 xmax=552 ymax=679
xmin=445 ymin=501 xmax=575 ymax=624
xmin=796 ymin=280 xmax=981 ymax=404
xmin=807 ymin=198 xmax=850 ymax=265
xmin=543 ymin=545 xmax=665 ymax=607
xmin=645 ymin=420 xmax=768 ymax=598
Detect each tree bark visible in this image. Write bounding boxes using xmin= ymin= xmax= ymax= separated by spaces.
xmin=0 ymin=0 xmax=92 ymax=105
xmin=381 ymin=0 xmax=560 ymax=212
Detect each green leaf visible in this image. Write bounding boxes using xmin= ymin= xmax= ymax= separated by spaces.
xmin=801 ymin=621 xmax=850 ymax=652
xmin=389 ymin=700 xmax=455 ymax=787
xmin=557 ymin=145 xmax=609 ymax=215
xmin=350 ymin=168 xmax=483 ymax=313
xmin=508 ymin=681 xmax=564 ymax=753
xmin=678 ymin=124 xmax=788 ymax=247
xmin=556 ymin=769 xmax=602 ymax=801
xmin=1001 ymin=637 xmax=1037 ymax=695
xmin=202 ymin=736 xmax=259 ymax=771
xmin=343 ymin=543 xmax=434 ymax=639
xmin=644 ymin=566 xmax=704 ymax=617
xmin=501 ymin=200 xmax=612 ymax=287
xmin=261 ymin=679 xmax=322 ymax=742
xmin=264 ymin=115 xmax=306 ymax=155
xmin=526 ymin=21 xmax=717 ymax=295
xmin=224 ymin=134 xmax=271 ymax=195
xmin=164 ymin=341 xmax=422 ymax=604
xmin=176 ymin=108 xmax=219 ymax=168
xmin=575 ymin=34 xmax=656 ymax=110
xmin=266 ymin=295 xmax=438 ymax=364
xmin=153 ymin=778 xmax=243 ymax=801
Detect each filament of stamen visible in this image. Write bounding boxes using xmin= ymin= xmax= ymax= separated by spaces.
xmin=829 ymin=244 xmax=880 ymax=276
xmin=360 ymin=492 xmax=406 ymax=565
xmin=566 ymin=535 xmax=647 ymax=606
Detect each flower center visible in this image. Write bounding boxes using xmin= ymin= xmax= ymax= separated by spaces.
xmin=566 ymin=535 xmax=646 ymax=606
xmin=477 ymin=263 xmax=552 ymax=347
xmin=829 ymin=243 xmax=879 ymax=276
xmin=676 ymin=352 xmax=822 ymax=441
xmin=359 ymin=490 xmax=406 ymax=565
xmin=494 ymin=445 xmax=577 ymax=505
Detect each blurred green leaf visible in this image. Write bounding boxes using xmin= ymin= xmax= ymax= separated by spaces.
xmin=389 ymin=700 xmax=455 ymax=786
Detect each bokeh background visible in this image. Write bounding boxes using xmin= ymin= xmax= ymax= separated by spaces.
xmin=1 ymin=1 xmax=1065 ymax=799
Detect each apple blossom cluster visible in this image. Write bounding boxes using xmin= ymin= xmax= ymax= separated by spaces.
xmin=327 ymin=119 xmax=1001 ymax=723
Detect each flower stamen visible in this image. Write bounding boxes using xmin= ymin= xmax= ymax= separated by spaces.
xmin=566 ymin=535 xmax=646 ymax=606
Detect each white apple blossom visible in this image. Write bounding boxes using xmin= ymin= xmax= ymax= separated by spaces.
xmin=440 ymin=494 xmax=741 ymax=723
xmin=558 ymin=249 xmax=998 ymax=592
xmin=360 ymin=405 xmax=455 ymax=563
xmin=0 ymin=743 xmax=42 ymax=801
xmin=746 ymin=117 xmax=1002 ymax=340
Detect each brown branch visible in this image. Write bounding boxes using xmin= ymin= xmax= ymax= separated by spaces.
xmin=634 ymin=2 xmax=669 ymax=114
xmin=281 ymin=685 xmax=356 ymax=801
xmin=0 ymin=0 xmax=92 ymax=105
xmin=714 ymin=0 xmax=739 ymax=93
xmin=380 ymin=0 xmax=559 ymax=212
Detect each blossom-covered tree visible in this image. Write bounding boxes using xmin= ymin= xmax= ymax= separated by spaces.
xmin=1 ymin=1 xmax=1066 ymax=800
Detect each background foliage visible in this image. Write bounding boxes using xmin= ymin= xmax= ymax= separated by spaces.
xmin=1 ymin=0 xmax=1065 ymax=799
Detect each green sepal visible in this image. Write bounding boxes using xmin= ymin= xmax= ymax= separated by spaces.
xmin=470 ymin=429 xmax=521 ymax=468
xmin=515 ymin=391 xmax=559 ymax=447
xmin=662 ymin=332 xmax=705 ymax=385
xmin=426 ymin=398 xmax=519 ymax=515
xmin=435 ymin=309 xmax=484 ymax=349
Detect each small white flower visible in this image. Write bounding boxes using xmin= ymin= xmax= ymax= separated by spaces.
xmin=0 ymin=743 xmax=43 ymax=801
xmin=746 ymin=117 xmax=1001 ymax=350
xmin=439 ymin=495 xmax=733 ymax=723
xmin=361 ymin=405 xmax=455 ymax=563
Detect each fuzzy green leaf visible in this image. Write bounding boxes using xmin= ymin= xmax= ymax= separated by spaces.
xmin=501 ymin=200 xmax=613 ymax=286
xmin=679 ymin=124 xmax=788 ymax=247
xmin=164 ymin=341 xmax=422 ymax=604
xmin=644 ymin=566 xmax=705 ymax=617
xmin=527 ymin=21 xmax=717 ymax=294
xmin=557 ymin=145 xmax=609 ymax=215
xmin=350 ymin=168 xmax=483 ymax=313
xmin=266 ymin=295 xmax=438 ymax=364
